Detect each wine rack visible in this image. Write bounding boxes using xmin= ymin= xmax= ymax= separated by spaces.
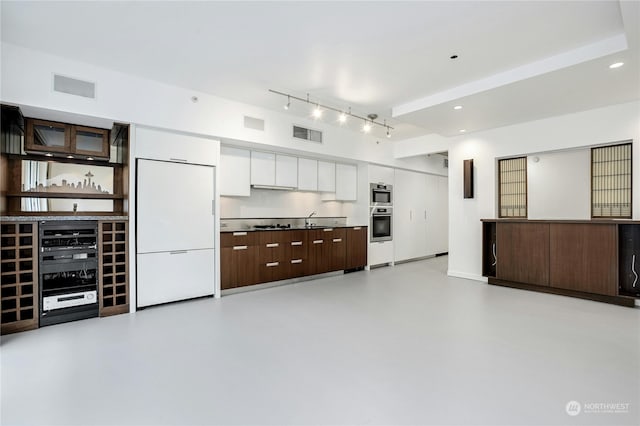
xmin=98 ymin=221 xmax=129 ymax=316
xmin=1 ymin=222 xmax=38 ymax=334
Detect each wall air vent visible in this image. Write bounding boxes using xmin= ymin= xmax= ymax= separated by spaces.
xmin=243 ymin=116 xmax=265 ymax=131
xmin=293 ymin=125 xmax=322 ymax=143
xmin=53 ymin=74 xmax=96 ymax=99
xmin=444 ymin=158 xmax=449 ymax=168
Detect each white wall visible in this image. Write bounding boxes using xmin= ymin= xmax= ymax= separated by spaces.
xmin=220 ymin=189 xmax=344 ymax=220
xmin=447 ymin=100 xmax=640 ymax=281
xmin=528 ymin=149 xmax=591 ymax=220
xmin=1 ymin=42 xmax=441 ymax=174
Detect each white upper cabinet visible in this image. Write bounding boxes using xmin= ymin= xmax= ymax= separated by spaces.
xmin=135 ymin=126 xmax=217 ymax=166
xmin=275 ymin=154 xmax=298 ymax=188
xmin=335 ymin=163 xmax=357 ymax=201
xmin=220 ymin=146 xmax=250 ymax=197
xmin=318 ymin=161 xmax=336 ymax=192
xmin=250 ymin=151 xmax=276 ymax=186
xmin=298 ymin=158 xmax=318 ymax=191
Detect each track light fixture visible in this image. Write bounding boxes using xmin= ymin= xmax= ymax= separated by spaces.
xmin=269 ymin=89 xmax=394 ymax=136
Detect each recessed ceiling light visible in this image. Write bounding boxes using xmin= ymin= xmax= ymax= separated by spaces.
xmin=609 ymin=62 xmax=624 ymax=69
xmin=66 ymin=155 xmax=74 ymax=159
xmin=312 ymin=105 xmax=322 ymax=118
xmin=338 ymin=112 xmax=347 ymax=123
xmin=363 ymin=121 xmax=372 ymax=133
xmin=87 ymin=157 xmax=94 ymax=161
xmin=45 ymin=153 xmax=53 ymax=157
xmin=459 ymin=129 xmax=466 ymax=133
xmin=454 ymin=105 xmax=463 ymax=110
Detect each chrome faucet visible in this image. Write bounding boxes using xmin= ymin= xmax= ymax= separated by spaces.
xmin=305 ymin=211 xmax=317 ymax=227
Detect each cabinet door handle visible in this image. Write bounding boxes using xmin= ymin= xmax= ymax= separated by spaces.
xmin=410 ymin=210 xmax=412 ymax=220
xmin=266 ymin=243 xmax=279 ymax=248
xmin=632 ymin=254 xmax=638 ymax=288
xmin=169 ymin=158 xmax=188 ymax=162
xmin=492 ymin=243 xmax=497 ymax=266
xmin=323 ymin=228 xmax=333 ymax=232
xmin=424 ymin=210 xmax=427 ymax=220
xmin=291 ymin=259 xmax=302 ymax=264
xmin=233 ymin=232 xmax=247 ymax=236
xmin=313 ymin=240 xmax=323 ymax=244
xmin=170 ymin=250 xmax=188 ymax=255
xmin=291 ymin=241 xmax=303 ymax=246
xmin=353 ymin=227 xmax=361 ymax=230
xmin=333 ymin=238 xmax=342 ymax=243
xmin=266 ymin=262 xmax=279 ymax=267
xmin=233 ymin=245 xmax=248 ymax=250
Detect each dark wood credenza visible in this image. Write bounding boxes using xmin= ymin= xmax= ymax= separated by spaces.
xmin=482 ymin=219 xmax=640 ymax=307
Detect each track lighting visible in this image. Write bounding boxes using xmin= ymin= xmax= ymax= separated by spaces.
xmin=269 ymin=89 xmax=394 ymax=136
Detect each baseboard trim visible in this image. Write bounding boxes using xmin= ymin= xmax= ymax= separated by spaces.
xmin=447 ymin=270 xmax=487 ymax=282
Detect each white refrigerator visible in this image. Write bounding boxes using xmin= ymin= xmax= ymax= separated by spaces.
xmin=136 ymin=159 xmax=215 ymax=307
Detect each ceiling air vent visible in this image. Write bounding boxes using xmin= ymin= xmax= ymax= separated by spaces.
xmin=53 ymin=74 xmax=96 ymax=99
xmin=243 ymin=116 xmax=265 ymax=131
xmin=293 ymin=125 xmax=322 ymax=143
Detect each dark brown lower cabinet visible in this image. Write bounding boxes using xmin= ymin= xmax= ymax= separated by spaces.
xmin=329 ymin=228 xmax=346 ymax=272
xmin=549 ymin=223 xmax=617 ymax=296
xmin=287 ymin=231 xmax=308 ymax=278
xmin=345 ymin=226 xmax=367 ymax=270
xmin=221 ymin=245 xmax=259 ymax=290
xmin=1 ymin=222 xmax=39 ymax=335
xmin=98 ymin=220 xmax=129 ymax=317
xmin=496 ymin=222 xmax=549 ymax=286
xmin=307 ymin=230 xmax=332 ymax=275
xmin=221 ymin=227 xmax=366 ymax=290
xmin=258 ymin=231 xmax=288 ymax=283
xmin=482 ymin=219 xmax=637 ymax=306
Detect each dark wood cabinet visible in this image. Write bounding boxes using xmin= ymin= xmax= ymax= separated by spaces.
xmin=619 ymin=225 xmax=640 ymax=297
xmin=482 ymin=219 xmax=637 ymax=306
xmin=258 ymin=231 xmax=288 ymax=283
xmin=25 ymin=118 xmax=110 ymax=160
xmin=345 ymin=226 xmax=367 ymax=270
xmin=496 ymin=222 xmax=549 ymax=286
xmin=549 ymin=223 xmax=617 ymax=296
xmin=307 ymin=229 xmax=332 ymax=275
xmin=286 ymin=230 xmax=308 ymax=278
xmin=221 ymin=231 xmax=259 ymax=290
xmin=1 ymin=222 xmax=38 ymax=335
xmin=221 ymin=226 xmax=366 ymax=291
xmin=329 ymin=228 xmax=347 ymax=272
xmin=98 ymin=220 xmax=129 ymax=316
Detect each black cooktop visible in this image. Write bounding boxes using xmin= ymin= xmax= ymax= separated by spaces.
xmin=253 ymin=224 xmax=291 ymax=230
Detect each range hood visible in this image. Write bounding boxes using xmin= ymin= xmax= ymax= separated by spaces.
xmin=251 ymin=184 xmax=296 ymax=191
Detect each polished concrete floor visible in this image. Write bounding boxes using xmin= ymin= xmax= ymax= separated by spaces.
xmin=1 ymin=256 xmax=639 ymax=425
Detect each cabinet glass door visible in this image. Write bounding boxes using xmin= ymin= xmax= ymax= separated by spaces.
xmin=26 ymin=119 xmax=70 ymax=154
xmin=72 ymin=126 xmax=109 ymax=158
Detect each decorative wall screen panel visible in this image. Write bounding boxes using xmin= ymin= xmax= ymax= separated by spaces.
xmin=499 ymin=157 xmax=527 ymax=218
xmin=592 ymin=143 xmax=632 ymax=218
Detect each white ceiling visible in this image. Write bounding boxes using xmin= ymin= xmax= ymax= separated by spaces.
xmin=1 ymin=1 xmax=639 ymax=140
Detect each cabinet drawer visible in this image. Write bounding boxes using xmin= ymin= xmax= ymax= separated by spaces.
xmin=221 ymin=231 xmax=258 ymax=247
xmin=137 ymin=249 xmax=214 ymax=307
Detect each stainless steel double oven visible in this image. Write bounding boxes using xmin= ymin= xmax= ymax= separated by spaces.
xmin=370 ymin=183 xmax=393 ymax=242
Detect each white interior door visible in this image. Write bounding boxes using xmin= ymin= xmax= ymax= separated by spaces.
xmin=137 ymin=159 xmax=215 ymax=253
